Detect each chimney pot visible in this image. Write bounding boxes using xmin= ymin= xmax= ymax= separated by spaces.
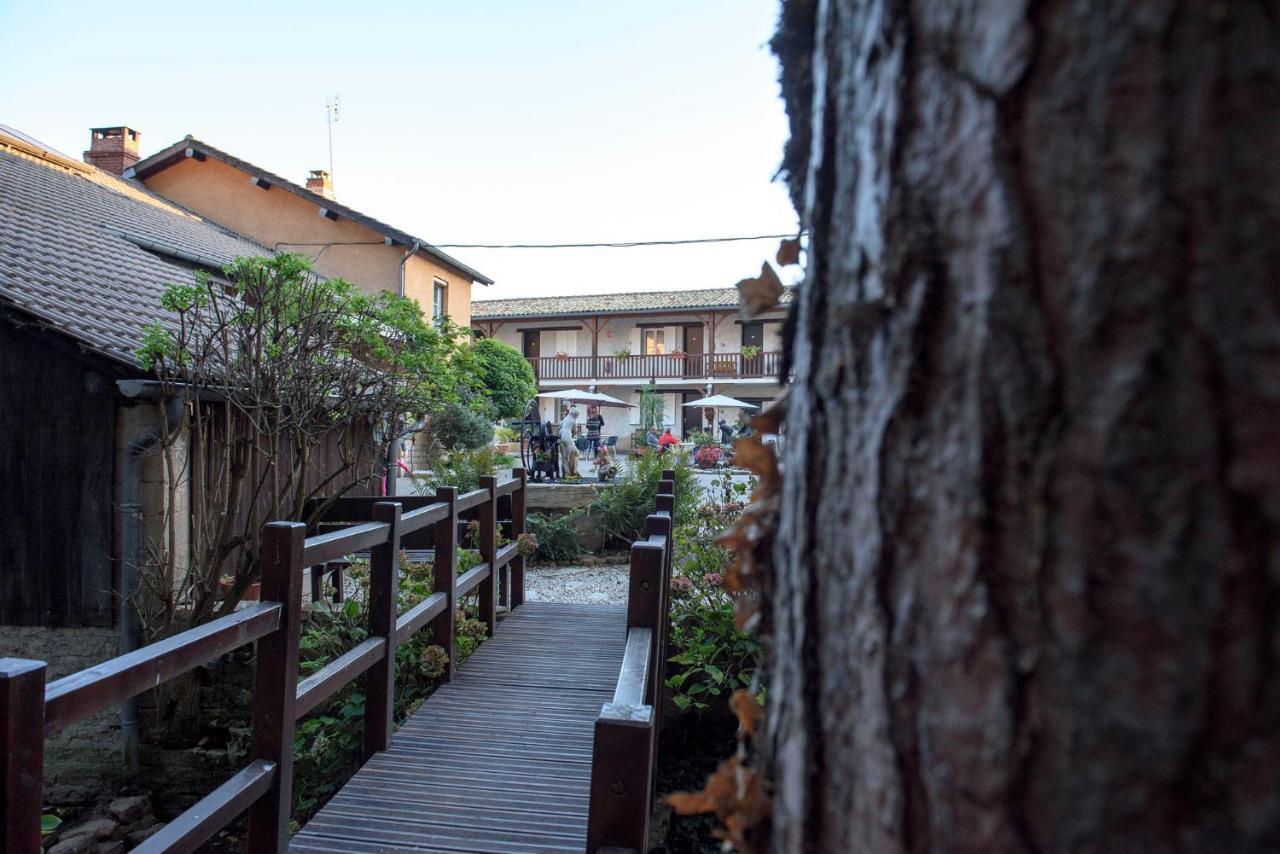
xmin=84 ymin=126 xmax=141 ymax=175
xmin=306 ymin=169 xmax=334 ymax=200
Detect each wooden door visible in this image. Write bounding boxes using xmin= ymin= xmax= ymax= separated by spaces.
xmin=684 ymin=325 xmax=705 ymax=377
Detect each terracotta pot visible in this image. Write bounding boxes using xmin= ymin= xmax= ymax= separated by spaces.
xmin=219 ymin=578 xmax=261 ymax=602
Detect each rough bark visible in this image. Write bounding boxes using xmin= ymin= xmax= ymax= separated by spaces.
xmin=768 ymin=1 xmax=1280 ymax=851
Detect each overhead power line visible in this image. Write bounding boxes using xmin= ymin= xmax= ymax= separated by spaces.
xmin=429 ymin=232 xmax=804 ymax=249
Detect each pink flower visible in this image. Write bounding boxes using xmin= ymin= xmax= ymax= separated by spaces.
xmin=671 ymin=576 xmax=694 ymax=594
xmin=702 ymin=572 xmax=723 ymax=587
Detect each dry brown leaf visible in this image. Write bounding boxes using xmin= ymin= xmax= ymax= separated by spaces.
xmin=735 ymin=261 xmax=784 ymax=317
xmin=775 ymin=237 xmax=801 ymax=266
xmin=667 ymin=754 xmax=772 ymax=852
xmin=731 ymin=689 xmax=764 ymax=737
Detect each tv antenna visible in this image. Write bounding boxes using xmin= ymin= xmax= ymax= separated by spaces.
xmin=326 ymin=95 xmax=340 ymax=185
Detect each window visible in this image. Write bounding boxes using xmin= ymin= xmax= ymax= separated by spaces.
xmin=642 ymin=328 xmax=666 ymax=355
xmin=433 ymin=279 xmax=447 ymax=319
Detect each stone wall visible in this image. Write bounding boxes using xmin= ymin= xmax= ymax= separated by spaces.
xmin=0 ymin=626 xmax=124 ymax=804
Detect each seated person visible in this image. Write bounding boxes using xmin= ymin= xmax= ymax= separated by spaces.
xmin=658 ymin=428 xmax=679 ymax=451
xmin=645 ymin=426 xmax=661 ymax=449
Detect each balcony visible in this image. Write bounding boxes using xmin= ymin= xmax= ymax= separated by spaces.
xmin=529 ymin=351 xmax=782 ymax=382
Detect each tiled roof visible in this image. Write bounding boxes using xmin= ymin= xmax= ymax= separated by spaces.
xmin=472 ymin=286 xmax=795 ymax=320
xmin=0 ymin=128 xmax=273 ymax=367
xmin=129 ymin=137 xmax=494 ymax=285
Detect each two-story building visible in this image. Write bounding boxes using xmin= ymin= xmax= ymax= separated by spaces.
xmin=471 ymin=288 xmax=791 ymax=447
xmin=119 ymin=130 xmax=492 ymax=325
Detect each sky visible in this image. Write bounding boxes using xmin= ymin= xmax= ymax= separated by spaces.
xmin=0 ymin=0 xmax=799 ymax=301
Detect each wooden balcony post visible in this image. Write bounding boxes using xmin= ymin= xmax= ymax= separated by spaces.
xmin=1 ymin=658 xmax=45 ymax=854
xmin=586 ymin=705 xmax=654 ymax=853
xmin=510 ymin=468 xmax=527 ymax=609
xmin=364 ymin=501 xmax=402 ymax=759
xmin=247 ymin=521 xmax=306 ymax=854
xmin=477 ymin=475 xmax=498 ymax=636
xmin=432 ymin=486 xmax=458 ymax=681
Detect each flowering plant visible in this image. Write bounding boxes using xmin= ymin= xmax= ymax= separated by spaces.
xmin=693 ymin=445 xmax=723 ymax=468
xmin=515 ymin=531 xmax=539 ymax=558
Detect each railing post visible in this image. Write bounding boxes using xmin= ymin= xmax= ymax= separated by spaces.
xmin=510 ymin=468 xmax=527 ymax=609
xmin=433 ymin=486 xmax=458 ymax=681
xmin=627 ymin=539 xmax=667 ymax=701
xmin=247 ymin=521 xmax=306 ymax=854
xmin=2 ymin=658 xmax=45 ymax=854
xmin=364 ymin=501 xmax=401 ymax=759
xmin=477 ymin=475 xmax=498 ymax=636
xmin=586 ymin=705 xmax=653 ymax=853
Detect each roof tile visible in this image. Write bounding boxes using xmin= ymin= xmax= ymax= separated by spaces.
xmin=471 ymin=286 xmax=795 ymax=319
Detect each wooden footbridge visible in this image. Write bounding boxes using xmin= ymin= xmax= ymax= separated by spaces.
xmin=2 ymin=468 xmax=677 ymax=853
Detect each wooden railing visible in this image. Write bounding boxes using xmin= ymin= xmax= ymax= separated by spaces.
xmin=0 ymin=469 xmax=528 ymax=854
xmin=586 ymin=469 xmax=677 ymax=853
xmin=531 ymin=351 xmax=781 ymax=382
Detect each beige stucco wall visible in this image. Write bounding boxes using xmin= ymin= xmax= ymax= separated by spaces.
xmin=142 ymin=156 xmax=476 ymax=326
xmin=403 ymin=253 xmax=473 ymax=328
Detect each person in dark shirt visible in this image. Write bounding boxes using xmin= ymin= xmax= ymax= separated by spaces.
xmin=719 ymin=418 xmax=734 ymax=444
xmin=585 ymin=407 xmax=605 ymax=455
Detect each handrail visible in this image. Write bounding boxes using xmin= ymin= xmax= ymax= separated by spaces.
xmin=612 ymin=628 xmax=652 ymax=708
xmin=294 ymin=637 xmax=387 ymax=719
xmin=132 ymin=759 xmax=277 ymax=854
xmin=1 ymin=467 xmax=530 ymax=854
xmin=455 ymin=487 xmax=488 ymax=512
xmin=587 ymin=470 xmax=677 ymax=853
xmin=456 ymin=562 xmax=491 ymax=597
xmin=394 ymin=592 xmax=448 ymax=645
xmin=302 ymin=521 xmax=389 ymax=566
xmin=493 ymin=542 xmax=519 ymax=570
xmin=400 ymin=501 xmax=448 ymax=534
xmin=44 ymin=602 xmax=282 ymax=733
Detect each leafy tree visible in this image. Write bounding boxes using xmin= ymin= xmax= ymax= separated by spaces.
xmin=471 ymin=337 xmax=536 ymax=419
xmin=429 ymin=402 xmax=494 ymax=451
xmin=136 ymin=254 xmax=478 ymax=631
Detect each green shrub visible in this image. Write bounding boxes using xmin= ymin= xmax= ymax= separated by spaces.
xmin=526 ymin=512 xmax=583 ymax=563
xmin=473 ymin=338 xmax=537 ymax=419
xmin=431 ymin=403 xmax=494 ymax=451
xmin=666 ymin=493 xmax=762 ymax=713
xmin=412 ymin=446 xmax=502 ymax=493
xmin=585 ymin=452 xmax=698 ymax=550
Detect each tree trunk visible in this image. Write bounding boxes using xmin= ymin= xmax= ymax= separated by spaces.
xmin=768 ymin=1 xmax=1280 ymax=851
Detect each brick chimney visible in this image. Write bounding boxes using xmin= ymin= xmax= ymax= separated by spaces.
xmin=306 ymin=169 xmax=334 ymax=200
xmin=84 ymin=126 xmax=140 ymax=175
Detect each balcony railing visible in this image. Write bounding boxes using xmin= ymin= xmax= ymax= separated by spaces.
xmin=530 ymin=351 xmax=781 ymax=381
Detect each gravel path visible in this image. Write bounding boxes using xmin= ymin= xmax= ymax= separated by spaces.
xmin=525 ymin=563 xmax=629 ymax=605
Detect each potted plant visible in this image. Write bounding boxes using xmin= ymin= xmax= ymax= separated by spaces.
xmin=693 ymin=444 xmax=723 ymax=469
xmin=670 ymin=348 xmax=687 ymax=360
xmin=593 ymin=450 xmax=618 ymax=482
xmin=741 ymin=344 xmax=762 ymax=359
xmin=553 ymin=351 xmax=571 ymax=361
xmin=613 ymin=347 xmax=631 ymax=362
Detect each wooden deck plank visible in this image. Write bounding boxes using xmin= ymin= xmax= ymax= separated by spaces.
xmin=290 ymin=602 xmax=626 ymax=853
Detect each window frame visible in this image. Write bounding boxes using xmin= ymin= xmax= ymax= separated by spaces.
xmin=432 ymin=278 xmax=448 ymax=319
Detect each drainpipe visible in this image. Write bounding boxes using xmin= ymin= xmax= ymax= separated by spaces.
xmin=387 ymin=243 xmax=422 ymax=494
xmin=397 ymin=241 xmax=421 ymax=298
xmin=117 ymin=381 xmax=184 ymax=772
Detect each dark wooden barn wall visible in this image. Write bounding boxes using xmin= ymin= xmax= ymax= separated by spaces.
xmin=0 ymin=319 xmax=115 ymax=627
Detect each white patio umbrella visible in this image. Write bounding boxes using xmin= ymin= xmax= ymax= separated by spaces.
xmin=682 ymin=394 xmax=758 ymax=438
xmin=534 ymin=389 xmax=633 ymax=407
xmin=682 ymin=394 xmax=759 ymax=409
